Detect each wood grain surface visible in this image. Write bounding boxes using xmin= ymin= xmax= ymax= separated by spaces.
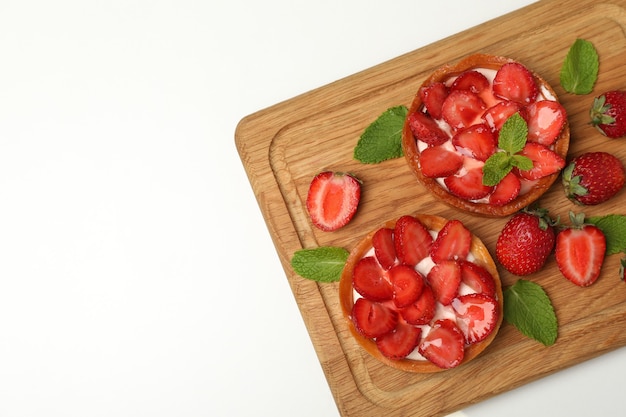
xmin=235 ymin=1 xmax=626 ymax=415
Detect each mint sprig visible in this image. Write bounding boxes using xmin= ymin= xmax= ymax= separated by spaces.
xmin=482 ymin=113 xmax=533 ymax=186
xmin=290 ymin=246 xmax=349 ymax=282
xmin=354 ymin=105 xmax=408 ymax=164
xmin=560 ymin=38 xmax=599 ymax=95
xmin=504 ymin=279 xmax=558 ymax=346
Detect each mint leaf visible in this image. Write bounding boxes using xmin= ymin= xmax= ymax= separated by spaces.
xmin=560 ymin=39 xmax=599 ymax=94
xmin=354 ymin=105 xmax=408 ymax=164
xmin=290 ymin=246 xmax=349 ymax=282
xmin=587 ymin=214 xmax=626 ymax=255
xmin=504 ymin=279 xmax=557 ymax=346
xmin=483 ymin=113 xmax=529 ymax=186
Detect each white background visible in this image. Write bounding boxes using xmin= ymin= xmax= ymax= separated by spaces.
xmin=1 ymin=1 xmax=625 ymax=416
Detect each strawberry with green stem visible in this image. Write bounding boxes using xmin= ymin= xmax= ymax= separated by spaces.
xmin=590 ymin=90 xmax=626 ymax=138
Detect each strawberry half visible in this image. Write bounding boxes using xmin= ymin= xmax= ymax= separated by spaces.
xmin=418 ymin=319 xmax=465 ymax=369
xmin=306 ymin=171 xmax=361 ymax=231
xmin=524 ymin=100 xmax=567 ymax=146
xmin=376 ymin=321 xmax=422 ymax=360
xmin=444 ymin=166 xmax=494 ymax=201
xmin=555 ymin=216 xmax=606 ymax=287
xmin=420 ymin=82 xmax=448 ymax=119
xmin=492 ymin=62 xmax=538 ymax=105
xmin=427 ymin=259 xmax=461 ymax=305
xmin=352 ymin=256 xmax=393 ymax=301
xmin=394 ymin=215 xmax=433 ymax=267
xmin=452 ymin=293 xmax=499 ymax=344
xmin=430 ymin=219 xmax=471 ymax=264
xmin=419 ymin=145 xmax=464 ymax=178
xmin=407 ymin=111 xmax=449 ymax=146
xmin=351 ymin=298 xmax=398 ymax=339
xmin=372 ymin=227 xmax=397 ymax=270
xmin=451 ymin=123 xmax=497 ymax=161
xmin=459 ymin=260 xmax=496 ymax=298
xmin=441 ymin=90 xmax=486 ymax=130
xmin=389 ymin=265 xmax=424 ymax=308
xmin=514 ymin=142 xmax=565 ymax=180
xmin=400 ymin=285 xmax=436 ymax=325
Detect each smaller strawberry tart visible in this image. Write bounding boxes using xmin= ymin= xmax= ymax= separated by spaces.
xmin=402 ymin=54 xmax=570 ymax=217
xmin=339 ymin=214 xmax=503 ymax=372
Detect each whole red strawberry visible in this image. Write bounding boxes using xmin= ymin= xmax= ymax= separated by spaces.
xmin=562 ymin=152 xmax=625 ymax=205
xmin=590 ymin=90 xmax=626 ymax=138
xmin=496 ymin=208 xmax=556 ymax=276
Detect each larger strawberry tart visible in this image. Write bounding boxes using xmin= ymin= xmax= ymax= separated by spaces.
xmin=402 ymin=54 xmax=570 ymax=217
xmin=339 ymin=214 xmax=503 ymax=372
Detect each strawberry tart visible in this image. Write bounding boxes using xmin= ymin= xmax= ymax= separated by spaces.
xmin=339 ymin=214 xmax=503 ymax=372
xmin=402 ymin=54 xmax=570 ymax=217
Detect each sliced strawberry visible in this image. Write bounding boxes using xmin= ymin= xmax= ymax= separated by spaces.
xmin=419 ymin=82 xmax=448 ymax=119
xmin=489 ymin=171 xmax=521 ymax=206
xmin=514 ymin=142 xmax=565 ymax=180
xmin=419 ymin=145 xmax=464 ymax=178
xmin=394 ymin=215 xmax=433 ymax=267
xmin=427 ymin=259 xmax=461 ymax=305
xmin=482 ymin=101 xmax=521 ymax=131
xmin=451 ymin=123 xmax=497 ymax=161
xmin=376 ymin=321 xmax=422 ymax=360
xmin=459 ymin=260 xmax=496 ymax=298
xmin=555 ymin=224 xmax=606 ymax=287
xmin=444 ymin=166 xmax=494 ymax=200
xmin=441 ymin=90 xmax=486 ymax=130
xmin=418 ymin=319 xmax=465 ymax=369
xmin=306 ymin=171 xmax=361 ymax=231
xmin=430 ymin=219 xmax=471 ymax=264
xmin=351 ymin=297 xmax=398 ymax=339
xmin=492 ymin=62 xmax=538 ymax=105
xmin=451 ymin=70 xmax=490 ymax=94
xmin=352 ymin=256 xmax=393 ymax=301
xmin=407 ymin=111 xmax=449 ymax=146
xmin=451 ymin=293 xmax=500 ymax=344
xmin=400 ymin=285 xmax=436 ymax=325
xmin=389 ymin=265 xmax=424 ymax=308
xmin=524 ymin=100 xmax=566 ymax=146
xmin=372 ymin=227 xmax=396 ymax=270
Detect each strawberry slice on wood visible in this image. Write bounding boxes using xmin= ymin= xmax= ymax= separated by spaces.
xmin=441 ymin=90 xmax=487 ymax=130
xmin=352 ymin=256 xmax=393 ymax=301
xmin=555 ymin=219 xmax=606 ymax=287
xmin=389 ymin=265 xmax=424 ymax=308
xmin=376 ymin=321 xmax=422 ymax=360
xmin=427 ymin=259 xmax=461 ymax=305
xmin=419 ymin=145 xmax=464 ymax=178
xmin=452 ymin=123 xmax=497 ymax=161
xmin=514 ymin=142 xmax=565 ymax=180
xmin=444 ymin=166 xmax=494 ymax=200
xmin=306 ymin=171 xmax=361 ymax=231
xmin=430 ymin=219 xmax=471 ymax=263
xmin=420 ymin=82 xmax=449 ymax=119
xmin=492 ymin=62 xmax=538 ymax=105
xmin=407 ymin=111 xmax=449 ymax=146
xmin=400 ymin=285 xmax=436 ymax=325
xmin=459 ymin=260 xmax=496 ymax=298
xmin=452 ymin=293 xmax=500 ymax=344
xmin=351 ymin=298 xmax=398 ymax=339
xmin=489 ymin=171 xmax=521 ymax=206
xmin=418 ymin=319 xmax=465 ymax=369
xmin=394 ymin=216 xmax=433 ymax=267
xmin=372 ymin=227 xmax=396 ymax=270
xmin=482 ymin=101 xmax=521 ymax=132
xmin=524 ymin=100 xmax=567 ymax=146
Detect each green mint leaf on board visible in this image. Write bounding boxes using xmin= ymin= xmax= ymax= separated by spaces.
xmin=482 ymin=113 xmax=529 ymax=186
xmin=291 ymin=246 xmax=349 ymax=282
xmin=587 ymin=214 xmax=626 ymax=255
xmin=560 ymin=38 xmax=599 ymax=94
xmin=354 ymin=105 xmax=408 ymax=164
xmin=504 ymin=279 xmax=557 ymax=346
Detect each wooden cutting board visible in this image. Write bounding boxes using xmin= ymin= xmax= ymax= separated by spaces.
xmin=235 ymin=0 xmax=626 ymax=415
